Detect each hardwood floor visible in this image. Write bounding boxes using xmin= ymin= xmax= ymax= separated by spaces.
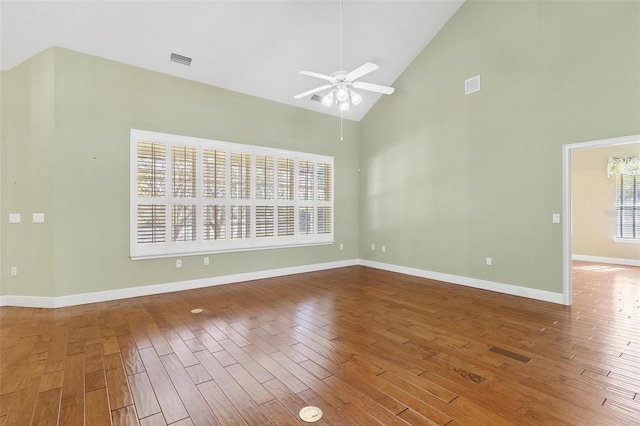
xmin=0 ymin=261 xmax=638 ymax=425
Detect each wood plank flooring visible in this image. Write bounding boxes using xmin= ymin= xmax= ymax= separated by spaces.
xmin=0 ymin=261 xmax=638 ymax=425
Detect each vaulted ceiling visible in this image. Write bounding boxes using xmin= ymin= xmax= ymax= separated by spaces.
xmin=0 ymin=1 xmax=464 ymax=121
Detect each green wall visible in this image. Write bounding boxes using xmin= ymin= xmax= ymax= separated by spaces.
xmin=1 ymin=50 xmax=56 ymax=297
xmin=2 ymin=1 xmax=639 ymax=300
xmin=1 ymin=47 xmax=360 ymax=298
xmin=359 ymin=0 xmax=640 ymax=293
xmin=0 ymin=71 xmax=3 ymax=295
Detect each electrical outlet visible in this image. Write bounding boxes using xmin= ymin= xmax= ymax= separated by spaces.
xmin=11 ymin=266 xmax=17 ymax=277
xmin=371 ymin=244 xmax=375 ymax=251
xmin=176 ymin=259 xmax=182 ymax=268
xmin=382 ymin=245 xmax=386 ymax=252
xmin=486 ymin=258 xmax=492 ymax=266
xmin=204 ymin=257 xmax=209 ymax=266
xmin=339 ymin=243 xmax=344 ymax=250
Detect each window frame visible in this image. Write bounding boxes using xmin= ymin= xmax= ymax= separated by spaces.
xmin=130 ymin=129 xmax=334 ymax=259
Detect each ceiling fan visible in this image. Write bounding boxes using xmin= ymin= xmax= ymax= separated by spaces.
xmin=293 ymin=62 xmax=395 ymax=112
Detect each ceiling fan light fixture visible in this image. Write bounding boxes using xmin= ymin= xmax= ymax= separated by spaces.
xmin=322 ymin=91 xmax=334 ymax=107
xmin=350 ymin=90 xmax=362 ymax=105
xmin=336 ymin=86 xmax=349 ymax=102
xmin=339 ymin=101 xmax=350 ymax=112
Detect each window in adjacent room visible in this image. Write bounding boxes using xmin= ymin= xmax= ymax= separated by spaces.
xmin=608 ymin=155 xmax=640 ymax=241
xmin=131 ymin=129 xmax=334 ymax=259
xmin=614 ymin=173 xmax=639 ymax=240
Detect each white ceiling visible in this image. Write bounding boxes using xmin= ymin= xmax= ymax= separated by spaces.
xmin=0 ymin=1 xmax=464 ymax=121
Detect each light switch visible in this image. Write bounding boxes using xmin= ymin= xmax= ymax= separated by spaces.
xmin=9 ymin=213 xmax=21 ymax=223
xmin=552 ymin=213 xmax=560 ymax=224
xmin=33 ymin=213 xmax=45 ymax=223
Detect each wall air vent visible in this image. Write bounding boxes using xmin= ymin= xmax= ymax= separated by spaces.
xmin=170 ymin=53 xmax=192 ymax=66
xmin=465 ymin=75 xmax=480 ymax=95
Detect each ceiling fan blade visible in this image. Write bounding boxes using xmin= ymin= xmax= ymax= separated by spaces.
xmin=352 ymin=81 xmax=395 ymax=95
xmin=293 ymin=84 xmax=334 ymax=99
xmin=346 ymin=62 xmax=379 ymax=81
xmin=299 ymin=70 xmax=336 ymax=83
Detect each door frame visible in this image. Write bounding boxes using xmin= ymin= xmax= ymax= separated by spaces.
xmin=562 ymin=133 xmax=640 ymax=305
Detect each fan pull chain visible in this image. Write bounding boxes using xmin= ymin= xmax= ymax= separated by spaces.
xmin=340 ymin=112 xmax=344 ymax=141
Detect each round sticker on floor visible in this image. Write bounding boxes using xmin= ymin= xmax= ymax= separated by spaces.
xmin=190 ymin=308 xmax=203 ymax=314
xmin=299 ymin=406 xmax=323 ymax=422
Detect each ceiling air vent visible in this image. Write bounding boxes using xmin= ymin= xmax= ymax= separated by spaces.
xmin=170 ymin=53 xmax=192 ymax=66
xmin=465 ymin=75 xmax=480 ymax=95
xmin=310 ymin=94 xmax=323 ymax=102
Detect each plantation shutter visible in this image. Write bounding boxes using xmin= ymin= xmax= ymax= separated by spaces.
xmin=203 ymin=149 xmax=226 ymax=198
xmin=256 ymin=155 xmax=275 ymax=238
xmin=278 ymin=207 xmax=295 ymax=236
xmin=316 ymin=162 xmax=332 ymax=234
xmin=230 ymin=152 xmax=251 ymax=199
xmin=203 ymin=149 xmax=226 ymax=241
xmin=298 ymin=161 xmax=314 ymax=235
xmin=298 ymin=160 xmax=314 ymax=201
xmin=230 ymin=152 xmax=251 ymax=240
xmin=136 ymin=142 xmax=167 ymax=244
xmin=171 ymin=145 xmax=197 ymax=242
xmin=256 ymin=155 xmax=274 ymax=200
xmin=137 ymin=142 xmax=166 ymax=197
xmin=278 ymin=158 xmax=295 ymax=237
xmin=137 ymin=204 xmax=166 ymax=244
xmin=278 ymin=158 xmax=294 ymax=201
xmin=203 ymin=205 xmax=225 ymax=241
xmin=131 ymin=129 xmax=334 ymax=259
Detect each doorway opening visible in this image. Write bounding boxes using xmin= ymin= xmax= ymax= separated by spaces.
xmin=562 ymin=133 xmax=640 ymax=305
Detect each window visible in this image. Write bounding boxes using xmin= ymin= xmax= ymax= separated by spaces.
xmin=131 ymin=130 xmax=334 ymax=259
xmin=614 ymin=174 xmax=640 ymax=240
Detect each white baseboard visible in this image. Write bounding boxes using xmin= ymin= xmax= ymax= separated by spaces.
xmin=0 ymin=295 xmax=57 ymax=309
xmin=572 ymin=254 xmax=640 ymax=267
xmin=0 ymin=259 xmax=359 ymax=308
xmin=0 ymin=258 xmax=568 ymax=308
xmin=361 ymin=260 xmax=565 ymax=305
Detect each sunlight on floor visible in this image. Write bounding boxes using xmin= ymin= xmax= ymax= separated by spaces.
xmin=573 ymin=264 xmax=628 ymax=272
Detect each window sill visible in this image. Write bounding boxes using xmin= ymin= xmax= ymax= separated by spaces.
xmin=613 ymin=238 xmax=640 ymax=244
xmin=130 ymin=240 xmax=335 ymax=260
